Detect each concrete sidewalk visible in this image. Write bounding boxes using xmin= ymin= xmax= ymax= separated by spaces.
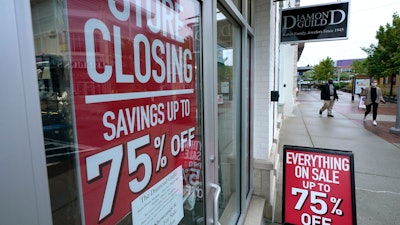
xmin=269 ymin=90 xmax=400 ymax=225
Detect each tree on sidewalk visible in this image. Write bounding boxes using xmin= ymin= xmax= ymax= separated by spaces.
xmin=362 ymin=13 xmax=400 ymax=78
xmin=350 ymin=59 xmax=368 ymax=76
xmin=313 ymin=57 xmax=335 ymax=82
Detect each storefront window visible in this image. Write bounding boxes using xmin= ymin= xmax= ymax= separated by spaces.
xmin=216 ymin=7 xmax=242 ymax=225
xmin=31 ymin=0 xmax=203 ymax=224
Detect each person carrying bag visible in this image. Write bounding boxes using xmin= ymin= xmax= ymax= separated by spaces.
xmin=363 ymin=79 xmax=386 ymax=126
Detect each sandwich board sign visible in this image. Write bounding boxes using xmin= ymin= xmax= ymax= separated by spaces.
xmin=283 ymin=145 xmax=357 ymax=225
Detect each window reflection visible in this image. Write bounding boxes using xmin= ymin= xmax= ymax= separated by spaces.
xmin=31 ymin=0 xmax=204 ymax=224
xmin=31 ymin=0 xmax=81 ymax=223
xmin=217 ymin=7 xmax=241 ymax=224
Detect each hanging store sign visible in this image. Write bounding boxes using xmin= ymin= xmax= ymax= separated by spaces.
xmin=280 ymin=2 xmax=349 ymax=43
xmin=283 ymin=145 xmax=357 ymax=225
xmin=66 ymin=0 xmax=201 ymax=224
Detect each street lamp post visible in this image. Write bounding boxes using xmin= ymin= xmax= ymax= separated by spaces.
xmin=351 ymin=75 xmax=355 ymax=101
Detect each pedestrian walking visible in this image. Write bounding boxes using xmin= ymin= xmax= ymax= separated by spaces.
xmin=363 ymin=79 xmax=386 ymax=126
xmin=319 ymin=78 xmax=338 ymax=117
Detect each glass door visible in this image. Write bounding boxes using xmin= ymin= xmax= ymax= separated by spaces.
xmin=30 ymin=0 xmax=205 ymax=224
xmin=216 ymin=6 xmax=242 ymax=225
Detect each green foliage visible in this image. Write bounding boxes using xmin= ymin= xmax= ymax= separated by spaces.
xmin=362 ymin=13 xmax=400 ymax=78
xmin=303 ymin=70 xmax=314 ymax=80
xmin=350 ymin=59 xmax=368 ymax=75
xmin=313 ymin=57 xmax=335 ymax=81
xmin=338 ymin=71 xmax=351 ymax=80
xmin=345 ymin=82 xmax=353 ymax=89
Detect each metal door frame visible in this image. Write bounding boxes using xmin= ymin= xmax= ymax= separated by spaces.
xmin=0 ymin=0 xmax=53 ymax=224
xmin=202 ymin=0 xmax=220 ymax=224
xmin=202 ymin=0 xmax=255 ymax=224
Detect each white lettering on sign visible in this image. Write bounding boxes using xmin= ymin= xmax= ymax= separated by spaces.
xmin=72 ymin=0 xmax=200 ymax=224
xmin=84 ymin=24 xmax=192 ymax=85
xmin=86 ymin=146 xmax=123 ymax=221
xmin=171 ymin=127 xmax=195 ymax=156
xmin=103 ymin=103 xmax=165 ymax=141
xmin=283 ymin=9 xmax=346 ymax=29
xmin=109 ymin=0 xmax=184 ymax=42
xmin=84 ymin=0 xmax=191 ymax=86
xmin=102 ymin=98 xmax=192 ymax=142
xmin=108 ymin=0 xmax=130 ymax=21
xmin=84 ymin=18 xmax=112 ymax=83
xmin=286 ymin=152 xmax=350 ymax=171
xmin=311 ymin=168 xmax=339 ymax=184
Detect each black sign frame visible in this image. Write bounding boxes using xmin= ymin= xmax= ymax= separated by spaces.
xmin=282 ymin=145 xmax=357 ymax=225
xmin=280 ymin=2 xmax=349 ymax=44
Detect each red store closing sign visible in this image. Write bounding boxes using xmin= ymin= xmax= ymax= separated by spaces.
xmin=66 ymin=0 xmax=201 ymax=224
xmin=283 ymin=145 xmax=357 ymax=225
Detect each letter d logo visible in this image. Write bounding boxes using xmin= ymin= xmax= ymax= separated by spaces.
xmin=282 ymin=15 xmax=296 ymax=29
xmin=329 ymin=9 xmax=346 ymax=25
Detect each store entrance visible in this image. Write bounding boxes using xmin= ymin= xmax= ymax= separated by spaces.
xmin=31 ymin=0 xmax=206 ymax=224
xmin=215 ymin=6 xmax=242 ymax=225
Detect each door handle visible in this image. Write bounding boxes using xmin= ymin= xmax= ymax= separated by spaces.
xmin=210 ymin=183 xmax=221 ymax=225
